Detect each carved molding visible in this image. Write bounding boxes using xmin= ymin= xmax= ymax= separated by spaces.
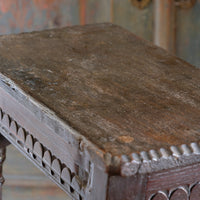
xmin=119 ymin=141 xmax=200 ymax=176
xmin=149 ymin=182 xmax=200 ymax=199
xmin=0 ymin=107 xmax=93 ymax=200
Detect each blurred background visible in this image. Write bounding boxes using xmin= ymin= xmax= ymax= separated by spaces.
xmin=1 ymin=0 xmax=200 ymax=199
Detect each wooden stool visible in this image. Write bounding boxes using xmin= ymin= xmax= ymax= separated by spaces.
xmin=0 ymin=23 xmax=200 ymax=200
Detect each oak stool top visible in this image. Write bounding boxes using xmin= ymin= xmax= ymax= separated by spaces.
xmin=0 ymin=23 xmax=200 ymax=200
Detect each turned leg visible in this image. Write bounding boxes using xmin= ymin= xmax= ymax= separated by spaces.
xmin=0 ymin=135 xmax=10 ymax=200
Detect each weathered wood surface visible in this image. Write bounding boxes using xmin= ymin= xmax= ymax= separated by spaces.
xmin=107 ymin=175 xmax=147 ymax=200
xmin=0 ymin=23 xmax=200 ymax=178
xmin=0 ymin=23 xmax=200 ymax=155
xmin=0 ymin=0 xmax=200 ymax=69
xmin=146 ymin=163 xmax=200 ymax=200
xmin=0 ymin=23 xmax=200 ymax=200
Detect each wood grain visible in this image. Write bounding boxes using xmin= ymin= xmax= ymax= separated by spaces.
xmin=107 ymin=175 xmax=147 ymax=200
xmin=0 ymin=87 xmax=108 ymax=200
xmin=0 ymin=23 xmax=200 ymax=157
xmin=147 ymin=163 xmax=200 ymax=199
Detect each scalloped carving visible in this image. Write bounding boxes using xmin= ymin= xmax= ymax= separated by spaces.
xmin=10 ymin=121 xmax=18 ymax=137
xmin=25 ymin=134 xmax=34 ymax=152
xmin=72 ymin=176 xmax=81 ymax=191
xmin=170 ymin=188 xmax=187 ymax=200
xmin=43 ymin=150 xmax=52 ymax=167
xmin=190 ymin=183 xmax=200 ymax=200
xmin=149 ymin=182 xmax=200 ymax=200
xmin=2 ymin=114 xmax=10 ymax=128
xmin=17 ymin=127 xmax=25 ymax=141
xmin=151 ymin=192 xmax=168 ymax=200
xmin=33 ymin=141 xmax=43 ymax=160
xmin=52 ymin=159 xmax=61 ymax=175
xmin=0 ymin=107 xmax=90 ymax=200
xmin=61 ymin=167 xmax=72 ymax=184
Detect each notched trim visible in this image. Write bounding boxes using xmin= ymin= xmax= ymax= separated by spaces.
xmin=120 ymin=143 xmax=200 ymax=176
xmin=148 ymin=182 xmax=200 ymax=199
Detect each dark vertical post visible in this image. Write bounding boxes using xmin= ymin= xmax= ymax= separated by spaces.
xmin=0 ymin=148 xmax=6 ymax=200
xmin=0 ymin=135 xmax=10 ymax=200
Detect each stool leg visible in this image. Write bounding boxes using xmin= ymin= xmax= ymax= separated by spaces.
xmin=0 ymin=134 xmax=9 ymax=200
xmin=0 ymin=147 xmax=6 ymax=200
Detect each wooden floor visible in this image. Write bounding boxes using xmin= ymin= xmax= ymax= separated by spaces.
xmin=3 ymin=145 xmax=71 ymax=200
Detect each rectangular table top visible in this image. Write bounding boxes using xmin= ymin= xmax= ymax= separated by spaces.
xmin=0 ymin=23 xmax=200 ymax=175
